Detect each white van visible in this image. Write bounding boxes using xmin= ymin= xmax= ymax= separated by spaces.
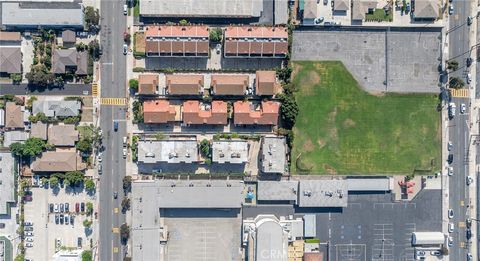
xmin=123 ymin=4 xmax=128 ymax=15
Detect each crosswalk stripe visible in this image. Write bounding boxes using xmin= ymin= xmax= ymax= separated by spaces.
xmin=92 ymin=83 xmax=98 ymax=96
xmin=450 ymin=88 xmax=469 ymax=98
xmin=112 ymin=227 xmax=119 ymax=233
xmin=459 ymin=221 xmax=465 ymax=228
xmin=100 ymin=98 xmax=127 ymax=106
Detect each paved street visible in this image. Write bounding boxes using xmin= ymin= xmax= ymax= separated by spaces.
xmin=0 ymin=83 xmax=91 ymax=96
xmin=98 ymin=0 xmax=127 ymax=260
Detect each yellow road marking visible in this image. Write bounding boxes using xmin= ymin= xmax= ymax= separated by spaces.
xmin=92 ymin=83 xmax=98 ymax=96
xmin=461 ymin=200 xmax=464 ymax=206
xmin=100 ymin=98 xmax=127 ymax=106
xmin=460 ymin=242 xmax=465 ymax=248
xmin=459 ymin=221 xmax=466 ymax=228
xmin=112 ymin=227 xmax=119 ymax=233
xmin=450 ymin=88 xmax=469 ymax=98
xmin=114 ymin=208 xmax=119 ymax=214
xmin=113 ymin=247 xmax=118 ymax=253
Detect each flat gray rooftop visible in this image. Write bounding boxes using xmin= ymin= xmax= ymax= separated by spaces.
xmin=347 ymin=177 xmax=392 ymax=191
xmin=0 ymin=152 xmax=15 ymax=215
xmin=1 ymin=2 xmax=83 ymax=28
xmin=137 ymin=140 xmax=199 ymax=164
xmin=140 ymin=0 xmax=263 ymax=18
xmin=298 ymin=179 xmax=348 ymax=207
xmin=292 ymin=28 xmax=442 ymax=93
xmin=261 ymin=136 xmax=287 ymax=174
xmin=257 ymin=180 xmax=298 ymax=202
xmin=212 ymin=140 xmax=248 ymax=164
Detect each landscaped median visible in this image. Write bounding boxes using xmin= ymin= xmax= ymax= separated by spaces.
xmin=291 ymin=61 xmax=441 ymax=175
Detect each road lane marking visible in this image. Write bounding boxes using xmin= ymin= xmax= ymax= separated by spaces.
xmin=459 ymin=221 xmax=465 ymax=228
xmin=461 ymin=200 xmax=464 ymax=206
xmin=114 ymin=208 xmax=118 ymax=213
xmin=113 ymin=247 xmax=118 ymax=253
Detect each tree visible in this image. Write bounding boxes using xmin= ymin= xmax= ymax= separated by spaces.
xmin=154 ymin=132 xmax=164 ymax=140
xmin=84 ymin=7 xmax=100 ymax=28
xmin=25 ymin=64 xmax=54 ymax=87
xmin=10 ymin=73 xmax=22 ymax=84
xmin=277 ymin=93 xmax=299 ymax=129
xmin=179 ymin=19 xmax=188 ymax=26
xmin=84 ymin=179 xmax=95 ymax=191
xmin=447 ymin=60 xmax=459 ymax=71
xmin=129 ymin=79 xmax=139 ymax=91
xmin=86 ymin=202 xmax=94 ymax=215
xmin=9 ymin=142 xmax=24 ymax=157
xmin=123 ymin=176 xmax=132 ymax=193
xmin=82 ymin=250 xmax=92 ymax=261
xmin=83 ymin=219 xmax=92 ymax=228
xmin=121 ymin=197 xmax=130 ymax=212
xmin=88 ymin=39 xmax=101 ymax=60
xmin=76 ymin=138 xmax=93 ymax=154
xmin=15 ymin=254 xmax=25 ymax=261
xmin=26 ymin=96 xmax=37 ymax=109
xmin=200 ymin=139 xmax=210 ymax=158
xmin=209 ymin=28 xmax=223 ymax=42
xmin=22 ymin=138 xmax=47 ymax=157
xmin=64 ymin=171 xmax=84 ymax=187
xmin=49 ymin=176 xmax=59 ymax=187
xmin=54 ymin=76 xmax=64 ymax=87
xmin=132 ymin=101 xmax=143 ymax=124
xmin=276 ymin=66 xmax=293 ymax=83
xmin=449 ymin=76 xmax=465 ymax=89
xmin=76 ymin=42 xmax=87 ymax=52
xmin=120 ymin=223 xmax=130 ymax=243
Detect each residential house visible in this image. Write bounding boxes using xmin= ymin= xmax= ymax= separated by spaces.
xmin=0 ymin=32 xmax=22 ymax=45
xmin=302 ymin=0 xmax=318 ymax=25
xmin=334 ymin=0 xmax=350 ymax=12
xmin=32 ymin=100 xmax=81 ymax=118
xmin=212 ymin=140 xmax=248 ymax=164
xmin=1 ymin=1 xmax=84 ymax=30
xmin=61 ymin=30 xmax=76 ymax=48
xmin=255 ymin=71 xmax=280 ymax=96
xmin=5 ymin=102 xmax=24 ymax=129
xmin=352 ymin=0 xmax=378 ymax=21
xmin=137 ymin=140 xmax=199 ymax=164
xmin=143 ymin=100 xmax=179 ymax=124
xmin=47 ymin=125 xmax=79 ymax=146
xmin=30 ymin=122 xmax=48 ymax=140
xmin=413 ymin=0 xmax=440 ymax=20
xmin=4 ymin=131 xmax=29 ymax=147
xmin=182 ymin=100 xmax=228 ymax=125
xmin=52 ymin=49 xmax=88 ymax=75
xmin=31 ymin=150 xmax=85 ymax=172
xmin=224 ymin=26 xmax=288 ymax=58
xmin=0 ymin=48 xmax=22 ymax=75
xmin=0 ymin=152 xmax=15 ymax=215
xmin=145 ymin=25 xmax=209 ymax=57
xmin=233 ymin=101 xmax=280 ymax=125
xmin=138 ymin=74 xmax=159 ymax=95
xmin=260 ymin=136 xmax=287 ymax=174
xmin=211 ymin=75 xmax=249 ymax=96
xmin=165 ymin=74 xmax=204 ymax=95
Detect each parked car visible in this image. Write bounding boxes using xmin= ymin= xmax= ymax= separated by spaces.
xmin=60 ymin=214 xmax=64 ymax=224
xmin=466 ymin=228 xmax=472 ymax=239
xmin=449 ymin=5 xmax=454 ymax=15
xmin=24 ymin=221 xmax=33 ymax=226
xmin=114 ymin=192 xmax=118 ymax=199
xmin=24 ymin=226 xmax=33 ymax=231
xmin=461 ymin=103 xmax=466 ymax=114
xmin=98 ymin=152 xmax=103 ymax=162
xmin=430 ymin=251 xmax=441 ymax=256
xmin=449 ymin=102 xmax=456 ymax=118
xmin=65 ymin=215 xmax=69 ymax=225
xmin=448 ymin=167 xmax=453 ymax=176
xmin=60 ymin=203 xmax=64 ymax=213
xmin=54 ymin=203 xmax=59 ymax=213
xmin=25 ymin=243 xmax=33 ymax=248
xmin=123 ymin=148 xmax=127 ymax=158
xmin=65 ymin=203 xmax=69 ymax=213
xmin=467 ymin=253 xmax=473 ymax=261
xmin=49 ymin=203 xmax=54 ymax=213
xmin=123 ymin=44 xmax=128 ymax=55
xmin=75 ymin=203 xmax=80 ymax=213
xmin=98 ymin=164 xmax=103 ymax=174
xmin=81 ymin=202 xmax=85 ymax=212
xmin=25 ymin=232 xmax=33 ymax=237
xmin=467 ymin=218 xmax=472 ymax=228
xmin=25 ymin=238 xmax=33 ymax=242
xmin=56 ymin=238 xmax=61 ymax=248
xmin=70 ymin=215 xmax=74 ymax=225
xmin=123 ymin=4 xmax=127 ymax=15
xmin=123 ymin=136 xmax=128 ymax=146
xmin=467 ymin=73 xmax=472 ymax=84
xmin=448 ymin=141 xmax=453 ymax=151
xmin=55 ymin=214 xmax=59 ymax=224
xmin=114 ymin=121 xmax=119 ymax=131
xmin=448 ymin=209 xmax=454 ymax=219
xmin=77 ymin=237 xmax=83 ymax=248
xmin=448 ymin=223 xmax=454 ymax=233
xmin=447 ymin=154 xmax=453 ymax=164
xmin=467 ymin=176 xmax=474 ymax=185
xmin=467 ymin=57 xmax=473 ymax=67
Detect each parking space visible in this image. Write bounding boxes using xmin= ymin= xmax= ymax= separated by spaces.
xmin=23 ymin=187 xmax=95 ymax=260
xmin=292 ymin=28 xmax=441 ymax=93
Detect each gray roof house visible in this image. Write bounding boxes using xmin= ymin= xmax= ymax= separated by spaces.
xmin=52 ymin=49 xmax=88 ymax=75
xmin=61 ymin=30 xmax=76 ymax=44
xmin=334 ymin=0 xmax=350 ymax=11
xmin=414 ymin=0 xmax=440 ymax=19
xmin=0 ymin=152 xmax=15 ymax=215
xmin=47 ymin=125 xmax=79 ymax=146
xmin=0 ymin=47 xmax=22 ymax=74
xmin=352 ymin=0 xmax=378 ymax=21
xmin=32 ymin=100 xmax=81 ymax=118
xmin=1 ymin=2 xmax=84 ymax=29
xmin=303 ymin=0 xmax=318 ymax=24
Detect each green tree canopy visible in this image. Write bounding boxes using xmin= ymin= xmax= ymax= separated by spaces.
xmin=84 ymin=179 xmax=95 ymax=191
xmin=82 ymin=250 xmax=92 ymax=261
xmin=76 ymin=138 xmax=93 ymax=154
xmin=64 ymin=171 xmax=84 ymax=187
xmin=23 ymin=138 xmax=47 ymax=157
xmin=200 ymin=139 xmax=210 ymax=158
xmin=9 ymin=142 xmax=24 ymax=157
xmin=129 ymin=79 xmax=139 ymax=91
xmin=209 ymin=28 xmax=223 ymax=42
xmin=277 ymin=93 xmax=299 ymax=130
xmin=49 ymin=176 xmax=59 ymax=187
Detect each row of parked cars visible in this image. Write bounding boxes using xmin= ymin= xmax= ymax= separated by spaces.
xmin=55 ymin=214 xmax=74 ymax=225
xmin=23 ymin=221 xmax=34 ymax=248
xmin=49 ymin=202 xmax=86 ymax=214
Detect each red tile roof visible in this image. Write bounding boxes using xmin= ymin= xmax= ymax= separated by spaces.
xmin=145 ymin=25 xmax=209 ymax=57
xmin=143 ymin=100 xmax=177 ymax=123
xmin=138 ymin=74 xmax=159 ymax=95
xmin=256 ymin=71 xmax=279 ymax=96
xmin=183 ymin=100 xmax=228 ymax=125
xmin=233 ymin=100 xmax=280 ymax=125
xmin=166 ymin=74 xmax=204 ymax=95
xmin=224 ymin=26 xmax=288 ymax=58
xmin=211 ymin=74 xmax=249 ymax=95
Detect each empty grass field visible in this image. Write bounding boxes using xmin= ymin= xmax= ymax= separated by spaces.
xmin=291 ymin=61 xmax=440 ymax=175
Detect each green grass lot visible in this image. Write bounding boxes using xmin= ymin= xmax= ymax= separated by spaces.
xmin=365 ymin=9 xmax=393 ymax=22
xmin=291 ymin=61 xmax=440 ymax=175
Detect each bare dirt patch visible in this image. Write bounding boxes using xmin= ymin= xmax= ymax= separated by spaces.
xmin=324 ymin=164 xmax=337 ymax=174
xmin=343 ymin=118 xmax=356 ymax=128
xmin=317 ymin=139 xmax=326 ymax=149
xmin=303 ymin=139 xmax=315 ymax=152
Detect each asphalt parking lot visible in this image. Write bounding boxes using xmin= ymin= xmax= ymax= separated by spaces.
xmin=23 ymin=187 xmax=95 ymax=260
xmin=161 ymin=209 xmax=242 ymax=261
xmin=306 ymin=189 xmax=442 ymax=261
xmin=292 ymin=28 xmax=442 ymax=94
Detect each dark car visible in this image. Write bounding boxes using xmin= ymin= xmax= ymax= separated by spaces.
xmin=49 ymin=203 xmax=54 ymax=213
xmin=60 ymin=203 xmax=64 ymax=213
xmin=448 ymin=154 xmax=453 ymax=164
xmin=466 ymin=229 xmax=472 ymax=239
xmin=70 ymin=216 xmax=74 ymax=225
xmin=65 ymin=203 xmax=69 ymax=213
xmin=467 ymin=57 xmax=473 ymax=67
xmin=55 ymin=214 xmax=59 ymax=224
xmin=114 ymin=121 xmax=119 ymax=131
xmin=60 ymin=214 xmax=64 ymax=224
xmin=77 ymin=237 xmax=82 ymax=248
xmin=75 ymin=203 xmax=80 ymax=213
xmin=81 ymin=203 xmax=85 ymax=212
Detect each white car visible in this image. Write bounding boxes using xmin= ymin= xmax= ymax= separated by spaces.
xmin=467 ymin=73 xmax=472 ymax=84
xmin=461 ymin=103 xmax=466 ymax=114
xmin=467 ymin=176 xmax=474 ymax=185
xmin=448 ymin=222 xmax=454 ymax=233
xmin=449 ymin=5 xmax=454 ymax=15
xmin=25 ymin=237 xmax=33 ymax=242
xmin=123 ymin=44 xmax=128 ymax=55
xmin=448 ymin=209 xmax=454 ymax=219
xmin=448 ymin=236 xmax=453 ymax=247
xmin=123 ymin=136 xmax=128 ymax=147
xmin=24 ymin=221 xmax=33 ymax=226
xmin=123 ymin=148 xmax=127 ymax=158
xmin=25 ymin=243 xmax=33 ymax=248
xmin=123 ymin=4 xmax=128 ymax=15
xmin=25 ymin=232 xmax=33 ymax=237
xmin=448 ymin=167 xmax=453 ymax=176
xmin=448 ymin=141 xmax=453 ymax=151
xmin=54 ymin=203 xmax=59 ymax=213
xmin=98 ymin=152 xmax=103 ymax=162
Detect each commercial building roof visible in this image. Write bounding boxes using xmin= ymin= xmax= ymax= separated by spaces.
xmin=133 ymin=179 xmax=245 ymax=208
xmin=212 ymin=140 xmax=248 ymax=164
xmin=1 ymin=2 xmax=84 ymax=29
xmin=211 ymin=74 xmax=249 ymax=96
xmin=31 ymin=150 xmax=85 ymax=172
xmin=0 ymin=47 xmax=22 ymax=74
xmin=234 ymin=101 xmax=280 ymax=126
xmin=0 ymin=31 xmax=21 ymax=42
xmin=145 ymin=25 xmax=209 ymax=57
xmin=0 ymin=152 xmax=15 ymax=215
xmin=3 ymin=131 xmax=28 ymax=147
xmin=138 ymin=74 xmax=159 ymax=95
xmin=52 ymin=49 xmax=87 ymax=75
xmin=52 ymin=249 xmax=83 ymax=261
xmin=47 ymin=124 xmax=79 ymax=146
xmin=183 ymin=100 xmax=228 ymax=125
xmin=143 ymin=99 xmax=177 ymax=124
xmin=165 ymin=74 xmax=204 ymax=95
xmin=257 ymin=180 xmax=298 ymax=202
xmin=414 ymin=0 xmax=440 ymax=19
xmin=303 ymin=214 xmax=316 ymax=238
xmin=256 ymin=71 xmax=279 ymax=96
xmin=275 ymin=0 xmax=289 ymax=25
xmin=32 ymin=100 xmax=81 ymax=118
xmin=347 ymin=177 xmax=392 ymax=191
xmin=61 ymin=30 xmax=76 ymax=44
xmin=139 ymin=0 xmax=263 ymax=18
xmin=137 ymin=139 xmax=199 ymax=163
xmin=334 ymin=0 xmax=350 ymax=11
xmin=30 ymin=122 xmax=48 ymax=140
xmin=5 ymin=102 xmax=24 ymax=129
xmin=224 ymin=26 xmax=288 ymax=58
xmin=298 ymin=180 xmax=348 ymax=207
